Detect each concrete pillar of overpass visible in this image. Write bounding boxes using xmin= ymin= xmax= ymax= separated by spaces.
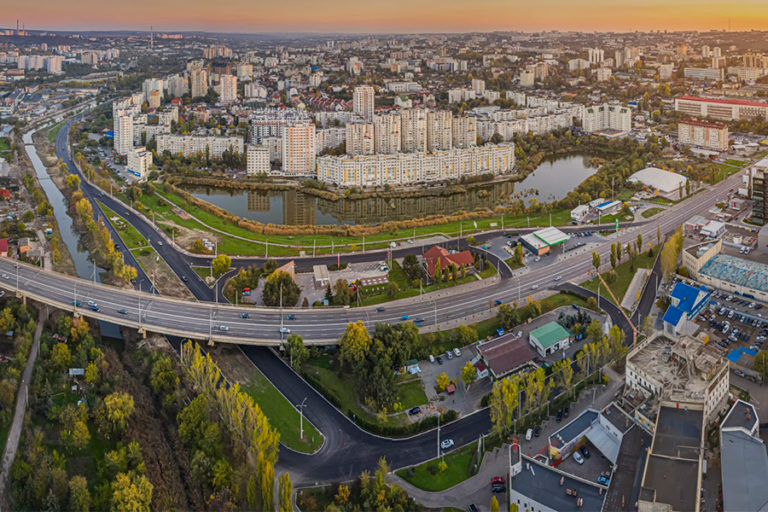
xmin=138 ymin=328 xmax=146 ymax=339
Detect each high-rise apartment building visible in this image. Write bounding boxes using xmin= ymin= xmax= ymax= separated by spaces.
xmin=246 ymin=145 xmax=270 ymax=175
xmin=219 ymin=74 xmax=237 ymax=104
xmin=44 ymin=56 xmax=62 ymax=74
xmin=143 ymin=78 xmax=164 ymax=103
xmin=582 ymin=104 xmax=632 ymax=134
xmin=452 ymin=116 xmax=477 ymax=149
xmin=587 ymin=48 xmax=604 ymax=65
xmin=113 ymin=110 xmax=134 ymax=156
xmin=751 ymin=169 xmax=767 ymax=225
xmin=519 ymin=70 xmax=535 ymax=87
xmin=373 ymin=113 xmax=402 ymax=154
xmin=126 ymin=147 xmax=153 ymax=180
xmin=471 ymin=78 xmax=485 ymax=95
xmin=166 ymin=74 xmax=189 ymax=98
xmin=427 ymin=111 xmax=453 ymax=152
xmin=400 ymin=109 xmax=428 ymax=153
xmin=281 ymin=123 xmax=316 ymax=175
xmin=190 ymin=67 xmax=208 ymax=98
xmin=677 ymin=119 xmax=729 ymax=151
xmin=353 ymin=85 xmax=375 ymax=122
xmin=701 ymin=45 xmax=711 ymax=58
xmin=345 ymin=123 xmax=375 ymax=156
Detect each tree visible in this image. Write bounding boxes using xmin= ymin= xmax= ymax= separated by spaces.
xmin=339 ymin=321 xmax=372 ymax=371
xmin=278 ymin=472 xmax=293 ymax=512
xmin=150 ymin=356 xmax=178 ymax=408
xmin=591 ymin=251 xmax=601 ymax=273
xmin=68 ymin=476 xmax=91 ymax=512
xmin=285 ymin=334 xmax=309 ymax=371
xmin=259 ymin=454 xmax=275 ymax=511
xmin=51 ymin=342 xmax=72 ymax=370
xmin=491 ymin=496 xmax=500 ymax=512
xmin=586 ymin=318 xmax=603 ymax=342
xmin=331 ymin=279 xmax=355 ymax=305
xmin=104 ymin=391 xmax=135 ymax=434
xmin=616 ymin=242 xmax=622 ymax=263
xmin=191 ymin=239 xmax=206 ymax=253
xmin=436 ymin=372 xmax=450 ymax=392
xmin=637 ymin=233 xmax=643 ymax=254
xmin=402 ymin=254 xmax=422 ymax=281
xmin=660 ymin=228 xmax=683 ymax=279
xmin=335 ymin=483 xmax=350 ymax=506
xmin=211 ymin=253 xmax=231 ymax=277
xmin=755 ymin=351 xmax=768 ymax=378
xmin=461 ymin=361 xmax=477 ymax=388
xmin=657 ymin=225 xmax=661 ymax=245
xmin=457 ymin=324 xmax=477 ymax=345
xmin=497 ymin=303 xmax=518 ymax=330
xmin=385 ymin=281 xmax=399 ymax=298
xmin=111 ymin=472 xmax=153 ymax=512
xmin=262 ymin=270 xmax=301 ymax=307
xmin=514 ymin=244 xmax=524 ymax=265
xmin=211 ymin=458 xmax=233 ymax=490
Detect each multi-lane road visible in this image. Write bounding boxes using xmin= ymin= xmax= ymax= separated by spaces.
xmin=3 ymin=118 xmax=734 ymax=345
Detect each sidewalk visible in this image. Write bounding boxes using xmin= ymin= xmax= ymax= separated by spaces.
xmin=0 ymin=307 xmax=47 ymax=508
xmin=388 ymin=444 xmax=509 ymax=512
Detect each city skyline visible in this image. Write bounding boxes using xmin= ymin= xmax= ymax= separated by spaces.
xmin=3 ymin=0 xmax=768 ymax=33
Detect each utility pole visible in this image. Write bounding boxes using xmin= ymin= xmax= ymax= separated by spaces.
xmin=297 ymin=398 xmax=307 ymax=439
xmin=279 ymin=284 xmax=284 ymax=340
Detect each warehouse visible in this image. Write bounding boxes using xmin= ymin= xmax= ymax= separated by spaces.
xmin=528 ymin=322 xmax=572 ymax=357
xmin=628 ymin=167 xmax=688 ymax=199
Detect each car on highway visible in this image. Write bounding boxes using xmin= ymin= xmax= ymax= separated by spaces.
xmin=87 ymin=300 xmax=95 ymax=306
xmin=158 ymin=241 xmax=163 ymax=246
xmin=90 ymin=304 xmax=99 ymax=312
xmin=440 ymin=439 xmax=454 ymax=450
xmin=117 ymin=308 xmax=127 ymax=315
xmin=72 ymin=300 xmax=82 ymax=307
xmin=240 ymin=313 xmax=250 ymax=319
xmin=495 ymin=299 xmax=502 ymax=305
xmin=1 ymin=274 xmax=8 ymax=279
xmin=376 ymin=307 xmax=385 ymax=312
xmin=531 ymin=284 xmax=539 ymax=290
xmin=219 ymin=325 xmax=230 ymax=331
xmin=572 ymin=451 xmax=584 ymax=465
xmin=401 ymin=315 xmax=410 ymax=321
xmin=181 ymin=275 xmax=189 ymax=282
xmin=287 ymin=314 xmax=296 ymax=320
xmin=279 ymin=327 xmax=290 ymax=334
xmin=554 ymin=275 xmax=562 ymax=281
xmin=415 ymin=317 xmax=424 ymax=323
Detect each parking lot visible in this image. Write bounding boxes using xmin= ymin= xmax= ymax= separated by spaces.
xmin=556 ymin=440 xmax=614 ymax=484
xmin=418 ymin=347 xmax=491 ymax=415
xmin=482 ymin=232 xmax=604 ymax=273
xmin=701 ymin=293 xmax=768 ymax=355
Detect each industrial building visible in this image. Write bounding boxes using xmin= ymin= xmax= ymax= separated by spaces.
xmin=528 ymin=322 xmax=571 ymax=358
xmin=684 ymin=238 xmax=768 ymax=302
xmin=628 ymin=167 xmax=689 ymax=200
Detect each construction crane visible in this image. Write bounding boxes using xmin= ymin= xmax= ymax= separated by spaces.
xmin=595 ymin=271 xmax=638 ymax=348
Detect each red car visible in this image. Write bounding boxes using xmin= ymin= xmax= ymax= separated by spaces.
xmin=491 ymin=476 xmax=505 ymax=485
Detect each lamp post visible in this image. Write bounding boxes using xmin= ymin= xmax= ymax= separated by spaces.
xmin=296 ymin=397 xmax=307 ymax=439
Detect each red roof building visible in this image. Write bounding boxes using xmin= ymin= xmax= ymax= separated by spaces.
xmin=422 ymin=245 xmax=474 ymax=279
xmin=0 ymin=239 xmax=8 ymax=257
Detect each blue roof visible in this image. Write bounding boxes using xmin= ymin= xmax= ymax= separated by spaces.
xmin=663 ymin=305 xmax=684 ymax=327
xmin=727 ymin=349 xmax=743 ymax=363
xmin=670 ymin=282 xmax=709 ymax=315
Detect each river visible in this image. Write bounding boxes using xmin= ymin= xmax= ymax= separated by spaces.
xmin=187 ymin=154 xmax=598 ymax=226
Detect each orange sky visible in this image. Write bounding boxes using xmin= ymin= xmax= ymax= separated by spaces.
xmin=4 ymin=0 xmax=767 ymax=33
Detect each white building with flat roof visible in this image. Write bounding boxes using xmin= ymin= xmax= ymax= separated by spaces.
xmin=246 ymin=145 xmax=270 ymax=175
xmin=156 ymin=134 xmax=244 ymax=158
xmin=126 ymin=147 xmax=152 ymax=181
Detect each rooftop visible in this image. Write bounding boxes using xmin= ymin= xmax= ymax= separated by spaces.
xmin=699 ymin=253 xmax=768 ymax=294
xmin=720 ymin=429 xmax=768 ymax=512
xmin=652 ymin=406 xmax=703 ymax=459
xmin=550 ymin=409 xmax=598 ymax=449
xmin=722 ymin=399 xmax=759 ymax=433
xmin=476 ymin=335 xmax=537 ymax=379
xmin=511 ymin=456 xmax=606 ymax=512
xmin=529 ymin=322 xmax=571 ymax=349
xmin=532 ymin=226 xmax=569 ymax=246
xmin=603 ymin=426 xmax=653 ymax=512
xmin=627 ymin=167 xmax=688 ymax=194
xmin=677 ymin=95 xmax=768 ymax=108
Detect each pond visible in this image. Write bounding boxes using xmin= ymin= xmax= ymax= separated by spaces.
xmin=187 ymin=154 xmax=598 ymax=226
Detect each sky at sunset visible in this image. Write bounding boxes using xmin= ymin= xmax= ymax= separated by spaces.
xmin=3 ymin=0 xmax=767 ymax=33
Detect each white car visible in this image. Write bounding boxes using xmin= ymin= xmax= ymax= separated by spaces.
xmin=553 ymin=275 xmax=562 ymax=281
xmin=453 ymin=347 xmax=461 ymax=357
xmin=280 ymin=327 xmax=291 ymax=334
xmin=1 ymin=274 xmax=7 ymax=279
xmin=219 ymin=325 xmax=230 ymax=331
xmin=572 ymin=451 xmax=584 ymax=465
xmin=531 ymin=284 xmax=539 ymax=290
xmin=440 ymin=439 xmax=454 ymax=450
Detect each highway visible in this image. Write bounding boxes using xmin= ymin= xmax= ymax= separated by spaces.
xmin=14 ymin=117 xmax=738 ymax=345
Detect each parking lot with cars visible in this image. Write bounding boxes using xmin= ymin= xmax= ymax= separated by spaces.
xmin=703 ymin=292 xmax=768 ymax=355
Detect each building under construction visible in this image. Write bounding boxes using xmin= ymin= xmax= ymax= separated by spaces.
xmin=625 ymin=333 xmax=729 ymax=425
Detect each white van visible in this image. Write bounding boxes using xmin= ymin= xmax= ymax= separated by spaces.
xmin=429 ymin=354 xmax=435 ymax=363
xmin=525 ymin=428 xmax=533 ymax=441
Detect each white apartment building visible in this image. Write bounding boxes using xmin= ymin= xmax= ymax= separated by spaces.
xmin=659 ymin=64 xmax=674 ymax=80
xmin=452 ymin=116 xmax=477 ymax=149
xmin=471 ymin=78 xmax=485 ymax=95
xmin=727 ymin=66 xmax=766 ymax=82
xmin=219 ymin=74 xmax=237 ymax=104
xmin=246 ymin=145 xmax=270 ymax=175
xmin=582 ymin=104 xmax=632 ymax=134
xmin=674 ymin=96 xmax=768 ymax=121
xmin=244 ymin=82 xmax=268 ymax=99
xmin=568 ymin=58 xmax=589 ymax=72
xmin=353 ymin=85 xmax=375 ymax=122
xmin=448 ymin=88 xmax=476 ymax=103
xmin=684 ymin=67 xmax=724 ymax=81
xmin=166 ymin=74 xmax=189 ymax=98
xmin=346 ymin=57 xmax=363 ymax=75
xmin=113 ymin=109 xmax=134 ymax=156
xmin=678 ymin=119 xmax=729 ymax=151
xmin=44 ymin=56 xmax=63 ymax=74
xmin=587 ymin=48 xmax=604 ymax=65
xmin=189 ymin=68 xmax=208 ymax=98
xmin=317 ymin=143 xmax=515 ymax=187
xmin=156 ymin=134 xmax=244 ymax=158
xmin=373 ymin=113 xmax=402 ymax=154
xmin=143 ymin=78 xmax=164 ymax=103
xmin=346 ymin=123 xmax=375 ymax=156
xmin=249 ymin=108 xmax=311 ymax=143
xmin=236 ymin=63 xmax=253 ymax=81
xmin=386 ymin=81 xmax=421 ymax=93
xmin=426 ymin=110 xmax=453 ymax=152
xmin=126 ymin=147 xmax=153 ymax=180
xmin=519 ymin=70 xmax=535 ymax=87
xmin=315 ymin=127 xmax=345 ymax=154
xmin=281 ymin=123 xmax=316 ymax=175
xmin=400 ymin=109 xmax=428 ymax=153
xmin=596 ymin=67 xmax=612 ymax=82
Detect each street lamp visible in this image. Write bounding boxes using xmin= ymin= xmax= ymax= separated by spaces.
xmin=296 ymin=398 xmax=308 ymax=440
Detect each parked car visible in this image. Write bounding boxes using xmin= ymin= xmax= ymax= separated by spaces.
xmin=440 ymin=439 xmax=454 ymax=450
xmin=533 ymin=425 xmax=541 ymax=437
xmin=563 ymin=406 xmax=570 ymax=418
xmin=580 ymin=446 xmax=590 ymax=458
xmin=597 ymin=475 xmax=610 ymax=486
xmin=436 ymin=356 xmax=443 ymax=365
xmin=453 ymin=347 xmax=461 ymax=357
xmin=408 ymin=406 xmax=421 ymax=416
xmin=572 ymin=452 xmax=584 ymax=465
xmin=526 ymin=428 xmax=533 ymax=441
xmin=556 ymin=409 xmax=563 ymax=422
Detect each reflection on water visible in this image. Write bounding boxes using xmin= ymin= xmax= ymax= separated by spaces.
xmin=189 ymin=154 xmax=597 ymax=226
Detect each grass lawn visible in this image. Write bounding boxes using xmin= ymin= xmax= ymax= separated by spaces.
xmin=396 ymin=379 xmax=429 ymax=409
xmin=724 ymin=159 xmax=747 ymax=167
xmin=504 ymin=257 xmax=525 ymax=271
xmin=192 ymin=265 xmax=214 ymax=283
xmin=641 ymin=207 xmax=664 ymax=219
xmin=98 ymin=201 xmax=149 ymax=250
xmin=355 ymin=261 xmax=496 ymax=307
xmin=581 ymin=247 xmax=658 ymax=304
xmin=0 ymin=138 xmax=10 ymax=153
xmin=715 ymin=164 xmax=741 ymax=183
xmin=396 ymin=442 xmax=481 ymax=492
xmin=243 ymin=369 xmax=323 ymax=453
xmin=47 ymin=120 xmax=66 ymax=144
